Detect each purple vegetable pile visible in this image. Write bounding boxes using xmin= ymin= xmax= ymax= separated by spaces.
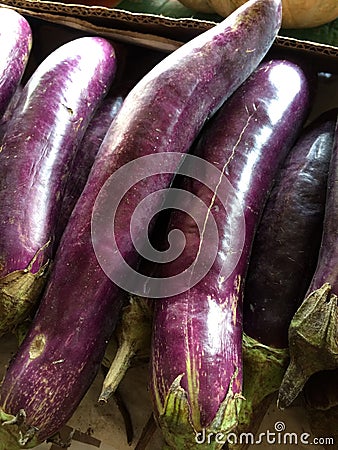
xmin=0 ymin=1 xmax=336 ymax=449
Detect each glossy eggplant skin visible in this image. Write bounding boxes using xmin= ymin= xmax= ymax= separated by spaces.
xmin=0 ymin=2 xmax=281 ymax=447
xmin=150 ymin=59 xmax=313 ymax=450
xmin=0 ymin=36 xmax=116 ymax=336
xmin=56 ymin=48 xmax=162 ymax=239
xmin=56 ymin=91 xmax=125 ymax=240
xmin=306 ymin=120 xmax=338 ymax=295
xmin=243 ymin=109 xmax=337 ymax=349
xmin=277 ymin=113 xmax=338 ymax=410
xmin=0 ymin=85 xmax=23 ymax=141
xmin=0 ymin=8 xmax=32 ymax=117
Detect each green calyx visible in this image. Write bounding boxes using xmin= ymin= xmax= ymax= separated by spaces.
xmin=242 ymin=333 xmax=289 ymax=402
xmin=0 ymin=408 xmax=40 ymax=449
xmin=227 ymin=334 xmax=289 ymax=450
xmin=0 ymin=243 xmax=50 ymax=337
xmin=278 ymin=283 xmax=338 ymax=410
xmin=156 ymin=372 xmax=242 ymax=450
xmin=99 ymin=295 xmax=152 ymax=402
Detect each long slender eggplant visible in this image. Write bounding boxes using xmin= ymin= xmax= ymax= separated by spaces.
xmin=244 ymin=109 xmax=337 ymax=348
xmin=0 ymin=36 xmax=117 ymax=336
xmin=0 ymin=1 xmax=282 ymax=447
xmin=150 ymin=58 xmax=313 ymax=450
xmin=226 ymin=108 xmax=336 ymax=450
xmin=0 ymin=8 xmax=32 ymax=118
xmin=278 ymin=116 xmax=338 ymax=410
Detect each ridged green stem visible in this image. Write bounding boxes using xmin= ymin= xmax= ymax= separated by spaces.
xmin=278 ymin=283 xmax=338 ymax=409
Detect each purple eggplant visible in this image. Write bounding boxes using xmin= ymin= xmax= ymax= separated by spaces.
xmin=0 ymin=85 xmax=23 ymax=141
xmin=150 ymin=58 xmax=313 ymax=450
xmin=226 ymin=108 xmax=336 ymax=450
xmin=278 ymin=115 xmax=338 ymax=410
xmin=0 ymin=8 xmax=32 ymax=118
xmin=244 ymin=109 xmax=337 ymax=348
xmin=56 ymin=90 xmax=125 ymax=240
xmin=0 ymin=36 xmax=117 ymax=337
xmin=57 ymin=47 xmax=165 ymax=240
xmin=0 ymin=1 xmax=282 ymax=447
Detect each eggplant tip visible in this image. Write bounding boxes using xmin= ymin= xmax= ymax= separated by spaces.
xmin=98 ymin=395 xmax=109 ymax=405
xmin=276 ymin=397 xmax=286 ymax=411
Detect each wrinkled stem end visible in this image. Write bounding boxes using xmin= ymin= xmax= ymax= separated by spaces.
xmin=156 ymin=372 xmax=242 ymax=450
xmin=278 ymin=283 xmax=338 ymax=409
xmin=228 ymin=334 xmax=288 ymax=449
xmin=99 ymin=338 xmax=135 ymax=403
xmin=277 ymin=360 xmax=308 ymax=410
xmin=99 ymin=295 xmax=152 ymax=402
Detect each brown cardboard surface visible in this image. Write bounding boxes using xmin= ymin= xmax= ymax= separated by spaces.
xmin=0 ymin=0 xmax=338 ymax=71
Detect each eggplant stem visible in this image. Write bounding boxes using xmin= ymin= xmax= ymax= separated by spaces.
xmin=277 ymin=360 xmax=308 ymax=410
xmin=0 ymin=241 xmax=52 ymax=336
xmin=99 ymin=296 xmax=152 ymax=403
xmin=228 ymin=334 xmax=289 ymax=449
xmin=99 ymin=337 xmax=135 ymax=403
xmin=278 ymin=283 xmax=338 ymax=409
xmin=157 ymin=371 xmax=242 ymax=449
xmin=25 ymin=240 xmax=51 ymax=274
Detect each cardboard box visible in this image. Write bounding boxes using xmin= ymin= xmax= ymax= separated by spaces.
xmin=0 ymin=0 xmax=337 ymax=67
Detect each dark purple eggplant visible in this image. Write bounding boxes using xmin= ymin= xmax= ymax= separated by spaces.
xmin=0 ymin=8 xmax=32 ymax=118
xmin=0 ymin=36 xmax=117 ymax=337
xmin=244 ymin=108 xmax=337 ymax=348
xmin=150 ymin=58 xmax=313 ymax=450
xmin=0 ymin=1 xmax=282 ymax=447
xmin=226 ymin=109 xmax=336 ymax=450
xmin=278 ymin=116 xmax=338 ymax=410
